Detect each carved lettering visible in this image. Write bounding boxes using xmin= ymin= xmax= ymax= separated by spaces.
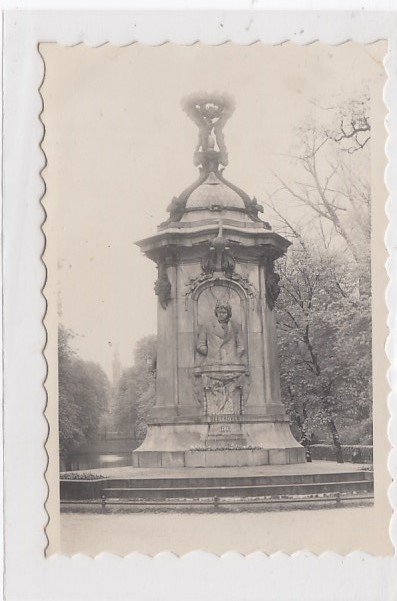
xmin=220 ymin=425 xmax=231 ymax=433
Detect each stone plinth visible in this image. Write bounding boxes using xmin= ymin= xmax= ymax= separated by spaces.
xmin=132 ymin=422 xmax=305 ymax=468
xmin=132 ymin=222 xmax=305 ymax=468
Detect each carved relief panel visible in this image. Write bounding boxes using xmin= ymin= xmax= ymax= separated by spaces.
xmin=195 ymin=286 xmax=246 ymax=367
xmin=192 ymin=281 xmax=250 ymax=419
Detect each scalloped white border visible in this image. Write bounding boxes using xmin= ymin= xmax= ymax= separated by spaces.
xmin=3 ymin=9 xmax=397 ymax=601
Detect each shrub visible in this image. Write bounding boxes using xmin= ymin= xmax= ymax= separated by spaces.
xmin=309 ymin=444 xmax=373 ymax=463
xmin=60 ymin=472 xmax=107 ymax=480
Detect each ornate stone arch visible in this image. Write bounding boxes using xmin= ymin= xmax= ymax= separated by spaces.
xmin=191 ymin=277 xmax=251 ymax=418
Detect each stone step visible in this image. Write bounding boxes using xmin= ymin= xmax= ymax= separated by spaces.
xmin=102 ymin=479 xmax=373 ymax=500
xmin=60 ymin=469 xmax=374 ymax=500
xmin=98 ymin=470 xmax=372 ymax=488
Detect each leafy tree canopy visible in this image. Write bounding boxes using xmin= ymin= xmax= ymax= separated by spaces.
xmin=58 ymin=325 xmax=111 ymax=462
xmin=111 ymin=335 xmax=157 ymax=442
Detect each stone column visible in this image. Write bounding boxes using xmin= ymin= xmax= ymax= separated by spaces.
xmin=150 ymin=259 xmax=178 ymax=421
xmin=259 ymin=257 xmax=285 ymax=416
xmin=176 ymin=261 xmax=200 ymax=418
xmin=239 ymin=261 xmax=267 ymax=417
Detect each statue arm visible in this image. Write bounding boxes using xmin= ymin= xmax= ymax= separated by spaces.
xmin=196 ymin=326 xmax=208 ymax=356
xmin=235 ymin=325 xmax=245 ymax=358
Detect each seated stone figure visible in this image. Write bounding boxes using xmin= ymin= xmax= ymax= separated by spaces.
xmin=196 ymin=301 xmax=245 ymax=366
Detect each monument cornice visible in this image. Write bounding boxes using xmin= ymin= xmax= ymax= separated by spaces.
xmin=136 ymin=224 xmax=291 ymax=262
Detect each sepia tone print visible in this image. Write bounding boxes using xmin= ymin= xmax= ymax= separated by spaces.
xmin=41 ymin=42 xmax=391 ymax=555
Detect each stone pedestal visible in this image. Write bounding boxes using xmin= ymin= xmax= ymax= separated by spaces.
xmin=132 ymin=223 xmax=305 ymax=468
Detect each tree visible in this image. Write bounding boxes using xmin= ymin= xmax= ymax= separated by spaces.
xmin=58 ymin=326 xmax=82 ymax=463
xmin=266 ymin=96 xmax=371 ymax=295
xmin=58 ymin=325 xmax=110 ymax=467
xmin=275 ymin=240 xmax=372 ymax=462
xmin=325 ymin=95 xmax=371 ymax=153
xmin=262 ymin=95 xmax=373 ymax=461
xmin=112 ymin=335 xmax=157 ymax=441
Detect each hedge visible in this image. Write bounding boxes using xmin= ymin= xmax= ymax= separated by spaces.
xmin=308 ymin=444 xmax=373 ymax=464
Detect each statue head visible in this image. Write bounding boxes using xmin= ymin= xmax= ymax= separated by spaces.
xmin=215 ymin=301 xmax=232 ymax=323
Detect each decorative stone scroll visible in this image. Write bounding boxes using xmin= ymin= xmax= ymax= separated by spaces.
xmin=185 ymin=271 xmax=256 ymax=301
xmin=265 ymin=257 xmax=281 ymax=310
xmin=154 ymin=261 xmax=171 ymax=309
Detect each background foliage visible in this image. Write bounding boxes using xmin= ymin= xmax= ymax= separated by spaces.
xmin=58 ymin=326 xmax=111 ymax=465
xmin=268 ymin=96 xmax=373 ymax=458
xmin=111 ymin=335 xmax=157 ymax=443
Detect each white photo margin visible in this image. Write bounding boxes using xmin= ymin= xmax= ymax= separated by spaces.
xmin=3 ymin=9 xmax=397 ymax=601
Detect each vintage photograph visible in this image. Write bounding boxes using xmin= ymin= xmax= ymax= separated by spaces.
xmin=40 ymin=41 xmax=390 ymax=555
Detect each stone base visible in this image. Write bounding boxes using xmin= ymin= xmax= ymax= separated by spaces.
xmin=132 ymin=446 xmax=305 ymax=468
xmin=60 ymin=462 xmax=373 ymax=502
xmin=131 ymin=419 xmax=305 ymax=468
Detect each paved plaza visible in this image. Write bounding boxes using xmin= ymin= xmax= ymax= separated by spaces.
xmin=60 ymin=505 xmax=379 ymax=556
xmin=63 ymin=460 xmax=369 ymax=480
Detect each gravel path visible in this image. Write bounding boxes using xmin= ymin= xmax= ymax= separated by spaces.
xmin=60 ymin=505 xmax=383 ymax=556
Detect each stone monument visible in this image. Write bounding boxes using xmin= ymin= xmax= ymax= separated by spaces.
xmin=132 ymin=93 xmax=305 ymax=468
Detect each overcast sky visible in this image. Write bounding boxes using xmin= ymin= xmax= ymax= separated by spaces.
xmin=41 ymin=41 xmax=385 ymax=378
